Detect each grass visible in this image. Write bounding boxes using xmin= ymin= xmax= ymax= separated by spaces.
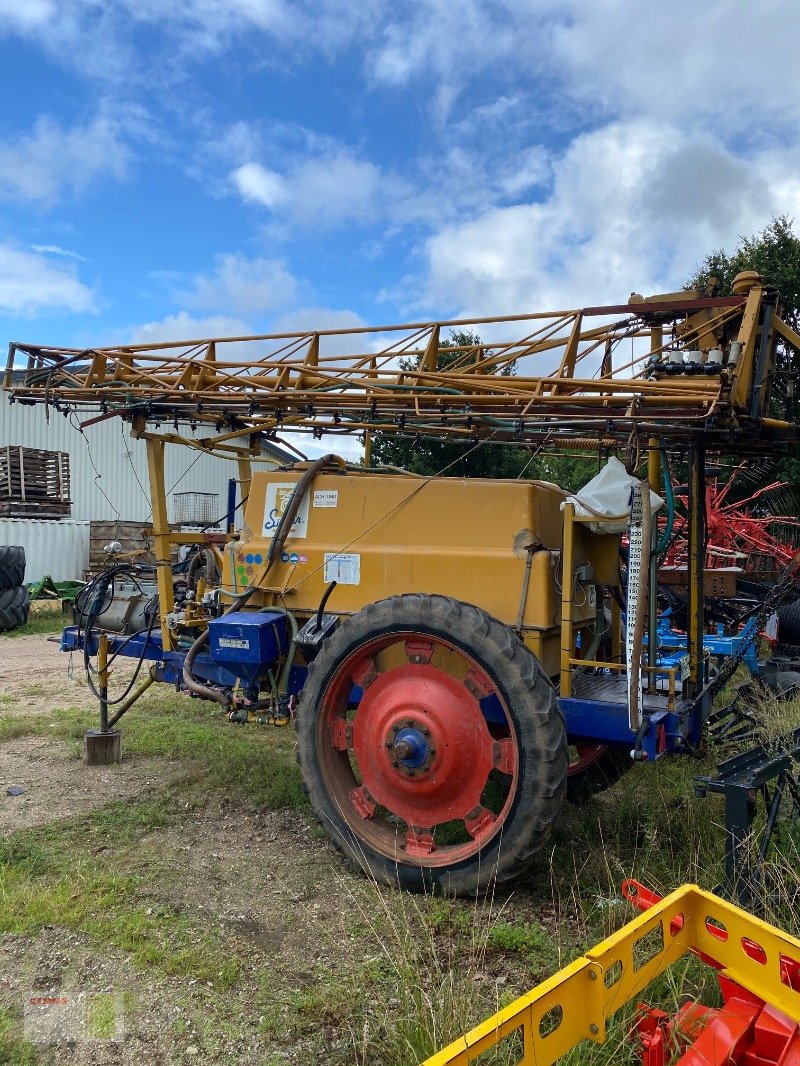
xmin=0 ymin=798 xmax=247 ymax=991
xmin=3 ymin=609 xmax=66 ymax=638
xmin=0 ymin=1008 xmax=36 ymax=1066
xmin=0 ymin=688 xmax=307 ymax=810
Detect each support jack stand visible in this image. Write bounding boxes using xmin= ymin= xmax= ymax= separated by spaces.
xmin=695 ymin=726 xmax=800 ymax=909
xmin=84 ymin=632 xmax=122 ymax=765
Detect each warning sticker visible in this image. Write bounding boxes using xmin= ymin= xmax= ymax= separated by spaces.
xmin=263 ymin=483 xmax=310 ymax=539
xmin=324 ymin=552 xmax=360 ymax=585
xmin=313 ymin=490 xmax=338 ymax=508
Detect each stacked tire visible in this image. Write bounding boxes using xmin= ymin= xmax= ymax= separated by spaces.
xmin=0 ymin=546 xmax=29 ymax=633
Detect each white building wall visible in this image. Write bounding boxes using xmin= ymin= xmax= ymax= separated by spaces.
xmin=1 ymin=398 xmax=234 ymax=524
xmin=0 ymin=518 xmax=89 ymax=583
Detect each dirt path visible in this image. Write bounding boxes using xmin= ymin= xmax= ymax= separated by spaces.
xmin=0 ymin=632 xmax=401 ymax=1064
xmin=0 ymin=635 xmax=175 ymax=833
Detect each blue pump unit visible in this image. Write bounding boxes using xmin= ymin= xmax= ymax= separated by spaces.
xmin=207 ymin=611 xmax=289 ymax=686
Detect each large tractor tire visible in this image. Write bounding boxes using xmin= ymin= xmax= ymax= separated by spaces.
xmin=566 ymin=741 xmax=633 ymax=801
xmin=296 ymin=594 xmax=568 ymax=895
xmin=0 ymin=545 xmax=25 ymax=590
xmin=778 ymin=597 xmax=800 ymax=645
xmin=0 ymin=586 xmax=30 ymax=632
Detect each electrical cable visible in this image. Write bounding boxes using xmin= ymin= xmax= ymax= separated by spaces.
xmin=121 ymin=419 xmax=150 ymax=508
xmin=70 ymin=413 xmax=121 ymax=520
xmin=290 ymin=434 xmax=500 ymax=593
xmin=84 ymin=607 xmax=157 ymax=706
xmin=77 ymin=563 xmax=159 ymax=705
xmin=181 ymin=453 xmax=345 ymax=705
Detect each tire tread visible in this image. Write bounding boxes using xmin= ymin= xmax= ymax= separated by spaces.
xmin=296 ymin=593 xmax=567 ymax=895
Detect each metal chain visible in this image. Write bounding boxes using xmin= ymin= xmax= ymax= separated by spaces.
xmin=691 ymin=565 xmax=800 ymax=709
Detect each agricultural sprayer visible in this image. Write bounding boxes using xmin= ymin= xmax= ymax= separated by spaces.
xmin=5 ymin=269 xmax=800 ymax=897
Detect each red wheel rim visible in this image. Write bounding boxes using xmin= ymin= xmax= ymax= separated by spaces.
xmin=568 ymin=741 xmax=609 ymax=776
xmin=317 ymin=630 xmax=519 ymax=867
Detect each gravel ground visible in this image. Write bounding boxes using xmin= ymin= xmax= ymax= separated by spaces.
xmin=0 ymin=633 xmax=365 ymax=1064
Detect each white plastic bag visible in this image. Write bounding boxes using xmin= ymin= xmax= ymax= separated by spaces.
xmin=562 ymin=456 xmax=663 ymax=533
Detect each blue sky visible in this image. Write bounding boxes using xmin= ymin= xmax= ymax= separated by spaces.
xmin=1 ymin=1 xmax=799 ymax=352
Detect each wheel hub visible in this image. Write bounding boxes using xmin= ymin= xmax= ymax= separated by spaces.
xmin=352 ymin=663 xmax=496 ymax=828
xmin=389 ymin=723 xmax=434 ymax=774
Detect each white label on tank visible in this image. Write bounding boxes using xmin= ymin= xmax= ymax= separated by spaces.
xmin=313 ymin=490 xmax=338 ymax=508
xmin=218 ymin=637 xmax=249 ymax=650
xmin=263 ymin=483 xmax=310 ymax=539
xmin=324 ymin=552 xmax=360 ymax=585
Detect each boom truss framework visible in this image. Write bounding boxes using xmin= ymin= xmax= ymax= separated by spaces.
xmin=5 ymin=283 xmax=800 ymax=456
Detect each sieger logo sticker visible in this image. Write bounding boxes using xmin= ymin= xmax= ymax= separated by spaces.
xmin=263 ymin=483 xmax=310 ymax=539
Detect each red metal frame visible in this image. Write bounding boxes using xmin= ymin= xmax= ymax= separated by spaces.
xmin=626 ymin=880 xmax=800 ymax=1064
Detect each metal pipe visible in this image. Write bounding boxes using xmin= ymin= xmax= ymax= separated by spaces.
xmin=107 ymin=667 xmax=157 ymax=728
xmin=98 ymin=632 xmax=109 ymax=732
xmin=647 ymin=438 xmax=661 ymax=684
xmin=687 ymin=445 xmax=706 ymax=698
xmin=560 ymin=504 xmax=575 ymax=698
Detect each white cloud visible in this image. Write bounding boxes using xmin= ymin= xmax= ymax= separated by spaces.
xmin=423 ymin=121 xmax=780 ymax=318
xmin=551 ymin=1 xmax=800 ymax=134
xmin=30 ymin=243 xmax=88 ymax=261
xmin=291 ymin=153 xmax=386 ymax=226
xmin=0 ymin=114 xmax=133 ymax=206
xmin=0 ymin=243 xmax=95 ymax=316
xmin=128 ymin=311 xmax=254 ymax=345
xmin=0 ymin=0 xmax=384 ymax=81
xmin=233 ymin=163 xmax=287 ymax=208
xmin=179 ymin=253 xmax=299 ymax=315
xmin=0 ymin=0 xmax=55 ymax=30
xmin=232 ymin=150 xmax=393 ymax=229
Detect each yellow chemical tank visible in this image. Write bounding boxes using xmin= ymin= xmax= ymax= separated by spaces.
xmin=224 ymin=468 xmax=619 ymax=678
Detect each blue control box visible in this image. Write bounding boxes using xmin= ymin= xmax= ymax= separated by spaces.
xmin=207 ymin=611 xmax=289 ymax=685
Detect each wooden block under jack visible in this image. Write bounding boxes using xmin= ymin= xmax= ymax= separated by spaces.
xmin=84 ymin=728 xmax=122 ymax=765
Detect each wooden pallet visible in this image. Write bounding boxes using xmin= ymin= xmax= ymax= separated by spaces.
xmin=89 ymin=520 xmax=179 ymax=572
xmin=0 ymin=498 xmax=71 ymax=518
xmin=0 ymin=446 xmax=71 ymax=505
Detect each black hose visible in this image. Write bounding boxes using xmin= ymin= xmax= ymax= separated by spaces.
xmin=314 ymin=581 xmax=337 ymax=633
xmin=182 ymin=454 xmax=345 ymax=704
xmin=84 ymin=607 xmax=157 ymax=706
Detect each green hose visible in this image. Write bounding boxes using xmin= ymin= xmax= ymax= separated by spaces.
xmin=654 ymin=446 xmax=675 ymax=556
xmin=258 ymin=606 xmax=299 ymax=696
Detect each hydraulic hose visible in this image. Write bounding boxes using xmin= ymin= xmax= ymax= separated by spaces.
xmin=182 ymin=453 xmax=345 ymax=704
xmin=654 ymin=446 xmax=675 ymax=556
xmin=314 ymin=580 xmax=338 ymax=633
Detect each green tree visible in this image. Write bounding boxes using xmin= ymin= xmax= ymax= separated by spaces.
xmin=368 ymin=329 xmax=596 ymax=490
xmin=687 ymin=215 xmax=800 ymax=328
xmin=687 ymin=215 xmax=800 ymax=507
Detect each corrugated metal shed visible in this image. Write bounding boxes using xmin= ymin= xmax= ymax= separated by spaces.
xmin=1 ymin=398 xmax=233 ymax=523
xmin=0 ymin=518 xmax=89 ymax=582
